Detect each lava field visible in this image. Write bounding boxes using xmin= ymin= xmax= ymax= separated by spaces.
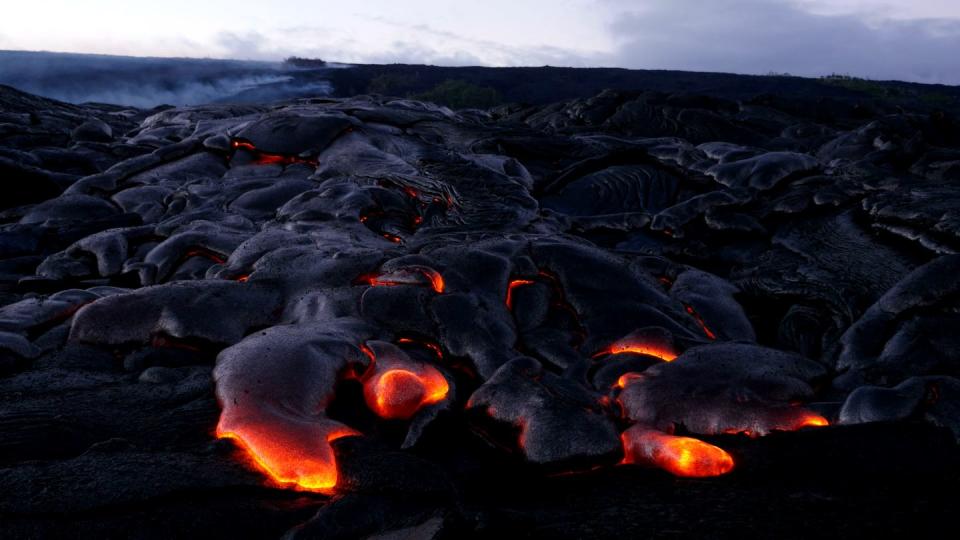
xmin=1 ymin=83 xmax=958 ymax=538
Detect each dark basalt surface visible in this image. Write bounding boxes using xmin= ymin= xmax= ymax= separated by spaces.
xmin=1 ymin=82 xmax=959 ymax=538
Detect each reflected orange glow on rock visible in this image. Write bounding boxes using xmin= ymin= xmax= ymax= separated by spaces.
xmin=423 ymin=269 xmax=445 ymax=294
xmin=683 ymin=304 xmax=717 ymax=340
xmin=621 ymin=426 xmax=734 ymax=478
xmin=397 ymin=337 xmax=444 ymax=359
xmin=720 ymin=410 xmax=829 ymax=437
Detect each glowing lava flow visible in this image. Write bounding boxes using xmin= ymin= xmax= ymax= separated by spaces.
xmin=423 ymin=269 xmax=445 ymax=294
xmin=684 ymin=304 xmax=717 ymax=340
xmin=621 ymin=426 xmax=734 ymax=478
xmin=360 ymin=266 xmax=445 ymax=293
xmin=505 ymin=279 xmax=535 ymax=309
xmin=397 ymin=337 xmax=444 ymax=359
xmin=593 ymin=341 xmax=678 ymax=362
xmin=215 ymin=413 xmax=357 ymax=492
xmin=719 ymin=411 xmax=829 ymax=438
xmin=230 ymin=139 xmax=318 ymax=167
xmin=361 ymin=342 xmax=450 ymax=420
xmin=364 ymin=366 xmax=449 ymax=420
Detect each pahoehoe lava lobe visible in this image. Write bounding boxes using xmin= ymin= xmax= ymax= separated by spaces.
xmin=1 ymin=82 xmax=960 ymax=538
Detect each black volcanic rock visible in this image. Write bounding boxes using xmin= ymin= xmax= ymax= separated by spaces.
xmin=0 ymin=81 xmax=958 ymax=538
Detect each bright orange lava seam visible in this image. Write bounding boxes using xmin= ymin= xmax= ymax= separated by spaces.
xmin=506 ymin=279 xmax=535 ymax=309
xmin=684 ymin=304 xmax=717 ymax=340
xmin=593 ymin=343 xmax=678 ymax=362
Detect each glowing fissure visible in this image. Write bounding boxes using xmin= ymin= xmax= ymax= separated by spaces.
xmin=230 ymin=139 xmax=318 ymax=167
xmin=397 ymin=337 xmax=444 ymax=359
xmin=506 ymin=279 xmax=536 ymax=309
xmin=593 ymin=342 xmax=678 ymax=362
xmin=364 ymin=368 xmax=449 ymax=420
xmin=184 ymin=247 xmax=227 ymax=265
xmin=683 ymin=304 xmax=717 ymax=340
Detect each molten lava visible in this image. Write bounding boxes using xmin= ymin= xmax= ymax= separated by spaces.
xmin=382 ymin=233 xmax=403 ymax=244
xmin=684 ymin=304 xmax=717 ymax=340
xmin=230 ymin=139 xmax=318 ymax=167
xmin=621 ymin=426 xmax=734 ymax=478
xmin=505 ymin=279 xmax=535 ymax=309
xmin=215 ymin=421 xmax=357 ymax=492
xmin=397 ymin=337 xmax=444 ymax=359
xmin=720 ymin=410 xmax=829 ymax=437
xmin=593 ymin=341 xmax=678 ymax=362
xmin=364 ymin=366 xmax=449 ymax=420
xmin=615 ymin=372 xmax=646 ymax=389
xmin=360 ymin=266 xmax=445 ymax=293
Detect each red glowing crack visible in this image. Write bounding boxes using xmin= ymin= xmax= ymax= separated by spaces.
xmin=216 ymin=415 xmax=357 ymax=491
xmin=593 ymin=341 xmax=678 ymax=362
xmin=230 ymin=139 xmax=318 ymax=167
xmin=360 ymin=266 xmax=445 ymax=293
xmin=505 ymin=279 xmax=536 ymax=310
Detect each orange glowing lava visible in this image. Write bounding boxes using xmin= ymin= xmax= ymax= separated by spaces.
xmin=364 ymin=366 xmax=449 ymax=420
xmin=359 ymin=343 xmax=376 ymax=362
xmin=615 ymin=372 xmax=646 ymax=389
xmin=793 ymin=412 xmax=829 ymax=429
xmin=422 ymin=269 xmax=445 ymax=293
xmin=684 ymin=304 xmax=717 ymax=340
xmin=382 ymin=233 xmax=403 ymax=243
xmin=215 ymin=421 xmax=357 ymax=492
xmin=505 ymin=279 xmax=535 ymax=309
xmin=621 ymin=427 xmax=734 ymax=478
xmin=361 ymin=267 xmax=445 ymax=293
xmin=230 ymin=139 xmax=318 ymax=167
xmin=593 ymin=342 xmax=678 ymax=362
xmin=721 ymin=410 xmax=829 ymax=437
xmin=397 ymin=337 xmax=444 ymax=359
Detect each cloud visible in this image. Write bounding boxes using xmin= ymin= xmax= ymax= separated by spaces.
xmin=604 ymin=0 xmax=960 ymax=84
xmin=216 ymin=31 xmax=272 ymax=60
xmin=363 ymin=19 xmax=601 ymax=66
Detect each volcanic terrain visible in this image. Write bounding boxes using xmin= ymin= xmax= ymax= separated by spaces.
xmin=0 ymin=80 xmax=958 ymax=538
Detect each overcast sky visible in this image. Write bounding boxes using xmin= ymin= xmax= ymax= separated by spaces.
xmin=2 ymin=0 xmax=959 ymax=84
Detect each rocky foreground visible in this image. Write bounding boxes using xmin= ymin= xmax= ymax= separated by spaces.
xmin=1 ymin=83 xmax=959 ymax=538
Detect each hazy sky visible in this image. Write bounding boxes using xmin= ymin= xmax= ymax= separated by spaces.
xmin=2 ymin=0 xmax=959 ymax=83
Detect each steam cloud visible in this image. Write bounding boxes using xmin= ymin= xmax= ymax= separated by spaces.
xmin=0 ymin=50 xmax=334 ymax=107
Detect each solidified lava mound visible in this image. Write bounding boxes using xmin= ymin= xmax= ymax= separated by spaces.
xmin=1 ymin=83 xmax=959 ymax=538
